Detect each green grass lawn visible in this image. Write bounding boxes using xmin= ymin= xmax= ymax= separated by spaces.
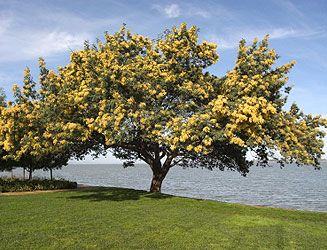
xmin=0 ymin=187 xmax=326 ymax=249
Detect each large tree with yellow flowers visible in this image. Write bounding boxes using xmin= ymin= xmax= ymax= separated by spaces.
xmin=2 ymin=24 xmax=326 ymax=192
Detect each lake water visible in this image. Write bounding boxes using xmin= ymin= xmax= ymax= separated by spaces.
xmin=2 ymin=163 xmax=327 ymax=212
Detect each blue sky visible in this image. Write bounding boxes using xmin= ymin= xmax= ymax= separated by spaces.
xmin=0 ymin=0 xmax=326 ymax=162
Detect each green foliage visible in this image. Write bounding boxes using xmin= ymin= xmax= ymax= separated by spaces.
xmin=0 ymin=157 xmax=16 ymax=172
xmin=0 ymin=187 xmax=326 ymax=249
xmin=0 ymin=178 xmax=77 ymax=192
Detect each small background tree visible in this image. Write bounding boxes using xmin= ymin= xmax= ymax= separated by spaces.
xmin=0 ymin=87 xmax=17 ymax=174
xmin=0 ymin=68 xmax=75 ymax=179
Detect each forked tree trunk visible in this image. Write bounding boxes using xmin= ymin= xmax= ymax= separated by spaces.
xmin=150 ymin=173 xmax=165 ymax=193
xmin=149 ymin=161 xmax=172 ymax=193
xmin=140 ymin=145 xmax=175 ymax=193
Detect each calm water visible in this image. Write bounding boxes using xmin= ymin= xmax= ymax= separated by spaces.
xmin=2 ymin=163 xmax=327 ymax=212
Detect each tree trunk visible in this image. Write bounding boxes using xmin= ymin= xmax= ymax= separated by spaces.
xmin=23 ymin=167 xmax=25 ymax=180
xmin=28 ymin=169 xmax=33 ymax=180
xmin=150 ymin=173 xmax=165 ymax=193
xmin=50 ymin=169 xmax=53 ymax=181
xmin=148 ymin=152 xmax=175 ymax=193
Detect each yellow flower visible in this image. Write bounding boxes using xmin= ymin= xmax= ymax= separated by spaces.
xmin=203 ymin=126 xmax=210 ymax=133
xmin=194 ymin=145 xmax=203 ymax=153
xmin=139 ymin=102 xmax=146 ymax=108
xmin=230 ymin=137 xmax=245 ymax=147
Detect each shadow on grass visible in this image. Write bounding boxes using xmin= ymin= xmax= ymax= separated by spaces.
xmin=67 ymin=187 xmax=173 ymax=202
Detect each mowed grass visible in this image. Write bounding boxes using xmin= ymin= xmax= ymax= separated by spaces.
xmin=0 ymin=187 xmax=326 ymax=249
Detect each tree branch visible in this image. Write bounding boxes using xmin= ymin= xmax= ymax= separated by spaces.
xmin=171 ymin=156 xmax=184 ymax=167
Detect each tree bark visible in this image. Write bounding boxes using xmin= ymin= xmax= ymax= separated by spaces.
xmin=149 ymin=161 xmax=171 ymax=192
xmin=50 ymin=169 xmax=53 ymax=181
xmin=150 ymin=173 xmax=165 ymax=193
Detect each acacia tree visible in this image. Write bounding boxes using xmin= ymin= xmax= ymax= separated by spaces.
xmin=37 ymin=24 xmax=326 ymax=192
xmin=4 ymin=24 xmax=326 ymax=192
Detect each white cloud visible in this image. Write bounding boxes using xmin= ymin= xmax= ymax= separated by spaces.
xmin=23 ymin=31 xmax=87 ymax=58
xmin=269 ymin=28 xmax=298 ymax=39
xmin=186 ymin=7 xmax=210 ymax=18
xmin=0 ymin=9 xmax=122 ymax=62
xmin=164 ymin=4 xmax=181 ymax=18
xmin=273 ymin=0 xmax=305 ymax=18
xmin=153 ymin=3 xmax=211 ymax=19
xmin=207 ymin=27 xmax=320 ymax=50
xmin=0 ymin=28 xmax=88 ymax=62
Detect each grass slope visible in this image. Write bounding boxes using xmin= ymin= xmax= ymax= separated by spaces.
xmin=0 ymin=187 xmax=326 ymax=249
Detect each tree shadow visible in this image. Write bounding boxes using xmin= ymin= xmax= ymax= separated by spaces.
xmin=67 ymin=187 xmax=173 ymax=202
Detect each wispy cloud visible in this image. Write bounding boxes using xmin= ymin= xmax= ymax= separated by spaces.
xmin=187 ymin=8 xmax=210 ymax=18
xmin=0 ymin=27 xmax=88 ymax=62
xmin=153 ymin=3 xmax=210 ymax=19
xmin=0 ymin=12 xmax=13 ymax=35
xmin=23 ymin=31 xmax=87 ymax=58
xmin=270 ymin=28 xmax=323 ymax=40
xmin=152 ymin=4 xmax=180 ymax=18
xmin=164 ymin=4 xmax=181 ymax=18
xmin=207 ymin=27 xmax=322 ymax=50
xmin=272 ymin=0 xmax=305 ymax=18
xmin=0 ymin=8 xmax=124 ymax=62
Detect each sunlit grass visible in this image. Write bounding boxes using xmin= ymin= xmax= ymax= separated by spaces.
xmin=0 ymin=187 xmax=326 ymax=249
